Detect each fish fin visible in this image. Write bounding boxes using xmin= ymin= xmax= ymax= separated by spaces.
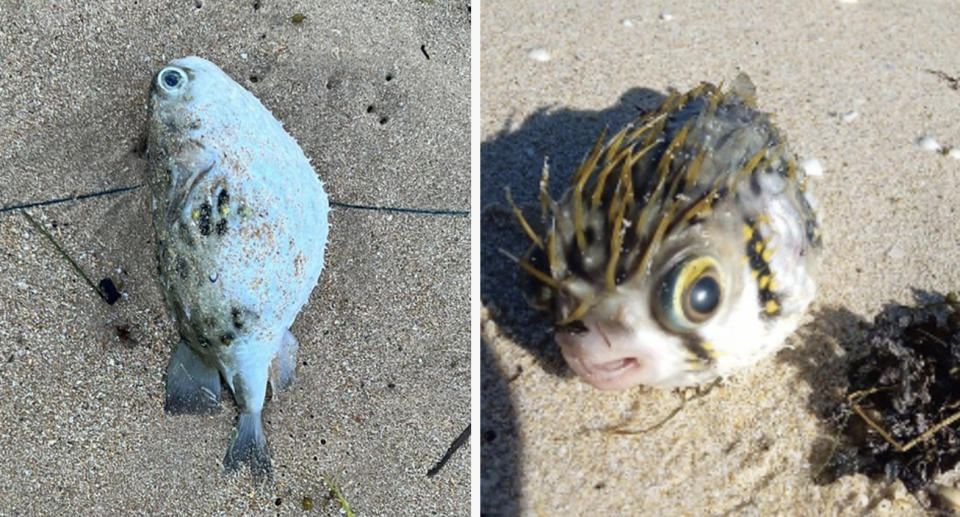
xmin=730 ymin=72 xmax=757 ymax=105
xmin=164 ymin=339 xmax=222 ymax=415
xmin=268 ymin=330 xmax=299 ymax=399
xmin=223 ymin=412 xmax=272 ymax=480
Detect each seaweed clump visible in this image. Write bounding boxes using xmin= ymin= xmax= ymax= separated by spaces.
xmin=825 ymin=295 xmax=960 ymax=493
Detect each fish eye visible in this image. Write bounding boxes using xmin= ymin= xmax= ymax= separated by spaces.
xmin=157 ymin=66 xmax=188 ymax=93
xmin=655 ymin=255 xmax=723 ymax=332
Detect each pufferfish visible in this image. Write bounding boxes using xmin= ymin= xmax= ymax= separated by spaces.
xmin=510 ymin=74 xmax=820 ymax=391
xmin=145 ymin=56 xmax=329 ymax=477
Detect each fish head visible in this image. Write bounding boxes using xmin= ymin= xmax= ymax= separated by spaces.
xmin=515 ymin=77 xmax=821 ymax=391
xmin=553 ymin=221 xmax=766 ymax=390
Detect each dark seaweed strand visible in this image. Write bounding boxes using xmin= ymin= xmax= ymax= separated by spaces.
xmin=426 ymin=424 xmax=470 ymax=477
xmin=18 ymin=210 xmax=109 ymax=303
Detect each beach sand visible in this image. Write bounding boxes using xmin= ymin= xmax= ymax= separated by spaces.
xmin=0 ymin=1 xmax=469 ymax=514
xmin=481 ymin=1 xmax=960 ymax=514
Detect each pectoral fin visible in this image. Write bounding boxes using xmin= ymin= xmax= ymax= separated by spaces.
xmin=164 ymin=339 xmax=222 ymax=415
xmin=268 ymin=330 xmax=299 ymax=399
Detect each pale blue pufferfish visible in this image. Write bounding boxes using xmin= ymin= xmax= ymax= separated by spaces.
xmin=145 ymin=56 xmax=329 ymax=478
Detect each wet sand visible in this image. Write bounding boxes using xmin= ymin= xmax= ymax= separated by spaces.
xmin=0 ymin=1 xmax=469 ymax=514
xmin=481 ymin=1 xmax=960 ymax=514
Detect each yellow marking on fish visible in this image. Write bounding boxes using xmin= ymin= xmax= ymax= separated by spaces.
xmin=761 ymin=247 xmax=775 ymax=263
xmin=765 ymin=299 xmax=780 ymax=314
xmin=742 ymin=224 xmax=754 ymax=241
xmin=700 ymin=341 xmax=715 ymax=357
xmin=192 ymin=209 xmax=200 ymax=220
xmin=758 ymin=274 xmax=771 ymax=290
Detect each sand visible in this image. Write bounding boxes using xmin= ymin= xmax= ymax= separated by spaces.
xmin=481 ymin=0 xmax=960 ymax=514
xmin=0 ymin=1 xmax=469 ymax=514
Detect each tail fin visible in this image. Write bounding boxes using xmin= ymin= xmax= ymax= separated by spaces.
xmin=223 ymin=412 xmax=272 ymax=480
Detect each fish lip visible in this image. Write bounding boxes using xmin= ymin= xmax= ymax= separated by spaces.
xmin=561 ymin=348 xmax=643 ymax=391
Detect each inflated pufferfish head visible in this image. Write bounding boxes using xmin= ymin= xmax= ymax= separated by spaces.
xmin=145 ymin=57 xmax=256 ymax=172
xmin=511 ymin=74 xmax=821 ymax=391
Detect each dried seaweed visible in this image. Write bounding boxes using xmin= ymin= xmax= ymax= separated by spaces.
xmin=824 ymin=296 xmax=960 ymax=492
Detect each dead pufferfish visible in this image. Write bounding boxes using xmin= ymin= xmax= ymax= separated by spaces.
xmin=510 ymin=74 xmax=821 ymax=391
xmin=145 ymin=56 xmax=329 ymax=477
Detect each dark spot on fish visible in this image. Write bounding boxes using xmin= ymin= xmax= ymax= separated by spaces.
xmin=320 ymin=439 xmax=326 ymax=445
xmin=584 ymin=227 xmax=596 ymax=245
xmin=387 ymin=382 xmax=396 ymax=389
xmin=275 ymin=498 xmax=282 ymax=506
xmin=379 ymin=116 xmax=389 ymax=125
xmin=217 ymin=189 xmax=229 ymax=210
xmin=385 ymin=73 xmax=393 ymax=82
xmin=194 ymin=0 xmax=201 ymax=8
xmin=220 ymin=332 xmax=234 ymax=346
xmin=197 ymin=337 xmax=210 ymax=348
xmin=215 ymin=218 xmax=228 ymax=236
xmin=482 ymin=430 xmax=497 ymax=443
xmin=366 ymin=105 xmax=375 ymax=113
xmin=594 ymin=482 xmax=606 ymax=490
xmin=749 ymin=173 xmax=763 ymax=195
xmin=99 ymin=278 xmax=121 ymax=305
xmin=175 ymin=257 xmax=189 ymax=279
xmin=231 ymin=307 xmax=243 ymax=329
xmin=291 ymin=12 xmax=305 ymax=23
xmin=252 ymin=0 xmax=260 ymax=10
xmin=420 ymin=44 xmax=430 ymax=60
xmin=208 ymin=272 xmax=218 ymax=283
xmin=249 ymin=74 xmax=259 ymax=83
xmin=198 ymin=202 xmax=212 ymax=235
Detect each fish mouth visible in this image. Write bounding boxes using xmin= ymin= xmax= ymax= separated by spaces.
xmin=562 ymin=352 xmax=644 ymax=391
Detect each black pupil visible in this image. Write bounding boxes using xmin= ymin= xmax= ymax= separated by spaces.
xmin=688 ymin=276 xmax=720 ymax=315
xmin=162 ymin=70 xmax=181 ymax=88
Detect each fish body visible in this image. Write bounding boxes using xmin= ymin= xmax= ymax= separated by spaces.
xmin=145 ymin=56 xmax=328 ymax=477
xmin=514 ymin=74 xmax=820 ymax=390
